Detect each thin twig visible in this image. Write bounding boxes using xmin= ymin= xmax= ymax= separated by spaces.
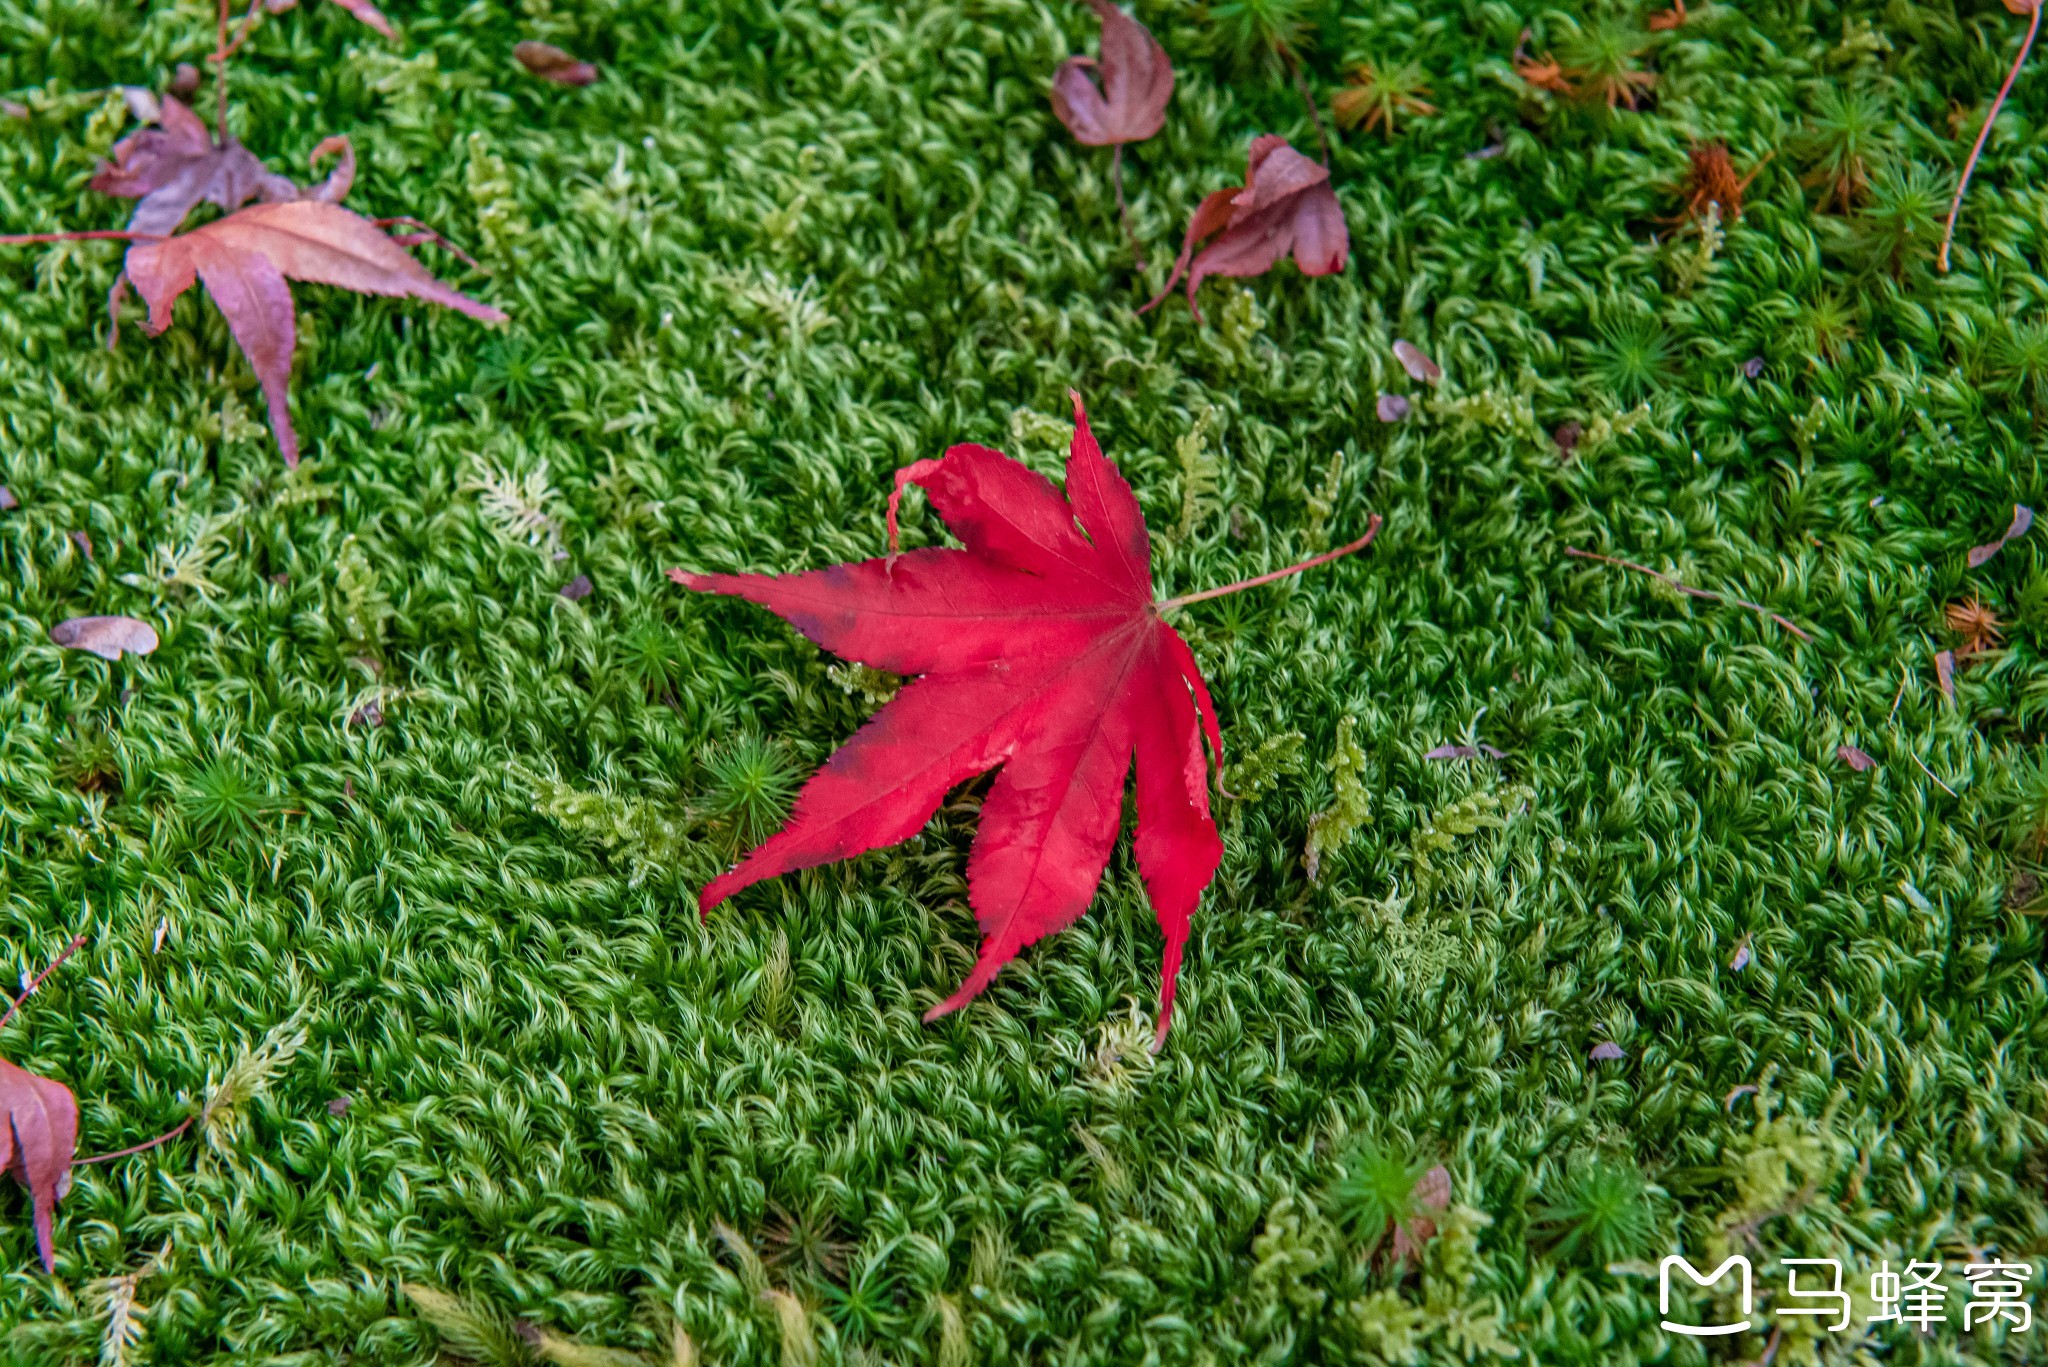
xmin=1887 ymin=662 xmax=1908 ymax=724
xmin=1563 ymin=546 xmax=1816 ymax=642
xmin=0 ymin=935 xmax=87 ymax=1033
xmin=75 ymin=1116 xmax=194 ymax=1166
xmin=1283 ymin=49 xmax=1334 ymax=168
xmin=1751 ymin=1324 xmax=1784 ymax=1367
xmin=370 ymin=217 xmax=484 ymax=271
xmin=1159 ymin=515 xmax=1381 ymax=610
xmin=1908 ymin=749 xmax=1958 ymax=797
xmin=1110 ymin=146 xmax=1144 ymax=271
xmin=1940 ymin=1 xmax=2043 ymax=272
xmin=210 ymin=0 xmax=264 ymax=135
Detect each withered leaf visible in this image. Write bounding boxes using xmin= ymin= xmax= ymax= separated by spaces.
xmin=90 ymin=97 xmax=302 ymax=238
xmin=1967 ymin=503 xmax=2033 ymax=568
xmin=50 ymin=616 xmax=159 ymax=661
xmin=1837 ymin=743 xmax=1875 ymax=772
xmin=0 ymin=1059 xmax=78 ymax=1273
xmin=1424 ymin=743 xmax=1505 ymax=761
xmin=1588 ymin=1041 xmax=1625 ymax=1062
xmin=559 ymin=574 xmax=593 ymax=600
xmin=1140 ymin=136 xmax=1347 ymax=321
xmin=326 ymin=1095 xmax=352 ymax=1116
xmin=1050 ymin=0 xmax=1173 ymax=147
xmin=122 ymin=200 xmax=506 ymax=465
xmin=514 ymin=42 xmax=600 ymax=86
xmin=1393 ymin=339 xmax=1440 ymax=383
xmin=1388 ymin=1163 xmax=1451 ymax=1262
xmin=1376 ymin=393 xmax=1410 ymax=422
xmin=1935 ymin=649 xmax=1956 ymax=701
xmin=0 ymin=486 xmax=16 ymax=511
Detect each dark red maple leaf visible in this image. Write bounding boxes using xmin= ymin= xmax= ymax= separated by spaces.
xmin=89 ymin=96 xmax=307 ymax=237
xmin=119 ymin=199 xmax=504 ymax=465
xmin=0 ymin=936 xmax=86 ymax=1273
xmin=671 ymin=394 xmax=1378 ymax=1044
xmin=1051 ymin=0 xmax=1173 ymax=146
xmin=1139 ymin=135 xmax=1347 ymax=321
xmin=1051 ymin=0 xmax=1174 ymax=269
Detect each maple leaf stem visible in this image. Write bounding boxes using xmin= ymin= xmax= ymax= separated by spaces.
xmin=1111 ymin=146 xmax=1146 ymax=272
xmin=0 ymin=935 xmax=87 ymax=1034
xmin=1941 ymin=1 xmax=2042 ymax=272
xmin=0 ymin=230 xmax=165 ymax=245
xmin=1564 ymin=545 xmax=1817 ymax=642
xmin=1283 ymin=48 xmax=1335 ymax=168
xmin=1157 ymin=514 xmax=1381 ymax=611
xmin=371 ymin=217 xmax=484 ymax=271
xmin=74 ymin=1116 xmax=194 ymax=1166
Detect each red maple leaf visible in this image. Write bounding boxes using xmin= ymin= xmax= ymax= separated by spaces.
xmin=671 ymin=394 xmax=1377 ymax=1044
xmin=0 ymin=937 xmax=86 ymax=1274
xmin=1140 ymin=135 xmax=1348 ymax=321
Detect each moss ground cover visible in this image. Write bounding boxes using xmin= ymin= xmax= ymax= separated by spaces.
xmin=3 ymin=0 xmax=2048 ymax=1362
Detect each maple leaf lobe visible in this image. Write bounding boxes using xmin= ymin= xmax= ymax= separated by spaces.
xmin=675 ymin=395 xmax=1221 ymax=1041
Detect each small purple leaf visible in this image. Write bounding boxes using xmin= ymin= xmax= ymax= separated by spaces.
xmin=1837 ymin=743 xmax=1875 ymax=772
xmin=1588 ymin=1041 xmax=1626 ymax=1062
xmin=1376 ymin=393 xmax=1411 ymax=422
xmin=1743 ymin=356 xmax=1765 ymax=379
xmin=560 ymin=574 xmax=593 ymax=600
xmin=1393 ymin=340 xmax=1441 ymax=383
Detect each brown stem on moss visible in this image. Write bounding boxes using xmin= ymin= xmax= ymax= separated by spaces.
xmin=75 ymin=1116 xmax=194 ymax=1166
xmin=0 ymin=936 xmax=86 ymax=1034
xmin=1941 ymin=1 xmax=2043 ymax=272
xmin=1563 ymin=545 xmax=1816 ymax=642
xmin=1111 ymin=146 xmax=1144 ymax=271
xmin=371 ymin=217 xmax=485 ymax=270
xmin=1282 ymin=47 xmax=1334 ymax=167
xmin=1158 ymin=515 xmax=1381 ymax=611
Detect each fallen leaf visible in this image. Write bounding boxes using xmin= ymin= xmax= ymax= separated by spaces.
xmin=50 ymin=616 xmax=159 ymax=661
xmin=1588 ymin=1041 xmax=1625 ymax=1062
xmin=1743 ymin=355 xmax=1765 ymax=378
xmin=1553 ymin=421 xmax=1583 ymax=456
xmin=671 ymin=395 xmax=1374 ymax=1044
xmin=326 ymin=1095 xmax=352 ymax=1116
xmin=1389 ymin=1163 xmax=1451 ymax=1261
xmin=1376 ymin=393 xmax=1410 ymax=422
xmin=349 ymin=699 xmax=384 ymax=728
xmin=119 ymin=87 xmax=160 ymax=126
xmin=68 ymin=531 xmax=92 ymax=560
xmin=1392 ymin=339 xmax=1440 ymax=383
xmin=167 ymin=64 xmax=201 ymax=100
xmin=1139 ymin=136 xmax=1347 ymax=322
xmin=0 ymin=486 xmax=15 ymax=511
xmin=123 ymin=200 xmax=506 ymax=465
xmin=327 ymin=0 xmax=395 ymax=39
xmin=514 ymin=41 xmax=600 ymax=86
xmin=90 ymin=96 xmax=301 ymax=237
xmin=559 ymin=574 xmax=593 ymax=600
xmin=1423 ymin=743 xmax=1505 ymax=760
xmin=0 ymin=1060 xmax=78 ymax=1273
xmin=1935 ymin=649 xmax=1956 ymax=700
xmin=1967 ymin=503 xmax=2034 ymax=568
xmin=1729 ymin=937 xmax=1751 ymax=971
xmin=1050 ymin=0 xmax=1173 ymax=146
xmin=1837 ymin=743 xmax=1875 ymax=772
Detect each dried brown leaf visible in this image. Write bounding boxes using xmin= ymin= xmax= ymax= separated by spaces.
xmin=515 ymin=41 xmax=600 ymax=86
xmin=1392 ymin=339 xmax=1440 ymax=383
xmin=50 ymin=616 xmax=158 ymax=661
xmin=1837 ymin=743 xmax=1875 ymax=772
xmin=1967 ymin=503 xmax=2033 ymax=567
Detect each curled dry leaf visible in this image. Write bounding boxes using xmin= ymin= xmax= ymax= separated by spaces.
xmin=1837 ymin=743 xmax=1876 ymax=773
xmin=1139 ymin=136 xmax=1347 ymax=322
xmin=1389 ymin=1163 xmax=1451 ymax=1262
xmin=514 ymin=41 xmax=600 ymax=87
xmin=1392 ymin=339 xmax=1440 ymax=383
xmin=559 ymin=574 xmax=593 ymax=600
xmin=0 ymin=1060 xmax=79 ymax=1272
xmin=122 ymin=200 xmax=506 ymax=465
xmin=50 ymin=616 xmax=159 ymax=661
xmin=1588 ymin=1041 xmax=1625 ymax=1062
xmin=1967 ymin=503 xmax=2033 ymax=568
xmin=1935 ymin=649 xmax=1956 ymax=701
xmin=1050 ymin=0 xmax=1173 ymax=146
xmin=91 ymin=96 xmax=303 ymax=237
